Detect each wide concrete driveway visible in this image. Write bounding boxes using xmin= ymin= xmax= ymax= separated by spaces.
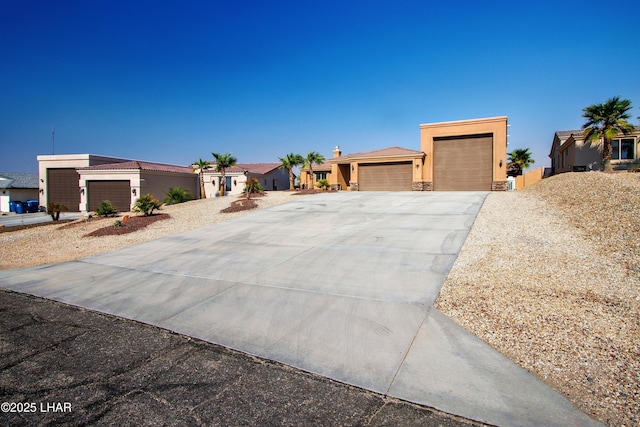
xmin=0 ymin=192 xmax=599 ymax=426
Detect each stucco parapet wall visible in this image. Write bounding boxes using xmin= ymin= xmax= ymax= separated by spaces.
xmin=419 ymin=116 xmax=508 ymax=130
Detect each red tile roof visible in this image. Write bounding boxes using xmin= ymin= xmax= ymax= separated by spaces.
xmin=335 ymin=146 xmax=424 ymax=161
xmin=210 ymin=163 xmax=281 ymax=175
xmin=78 ymin=161 xmax=193 ymax=174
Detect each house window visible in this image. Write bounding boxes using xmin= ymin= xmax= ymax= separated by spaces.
xmin=611 ymin=138 xmax=635 ymax=160
xmin=225 ymin=176 xmax=232 ymax=192
xmin=315 ymin=172 xmax=327 ymax=180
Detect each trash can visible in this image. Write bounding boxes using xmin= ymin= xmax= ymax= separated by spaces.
xmin=9 ymin=201 xmax=17 ymax=212
xmin=14 ymin=201 xmax=24 ymax=214
xmin=26 ymin=200 xmax=39 ymax=213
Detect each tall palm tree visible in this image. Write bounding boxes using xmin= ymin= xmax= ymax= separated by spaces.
xmin=278 ymin=153 xmax=305 ymax=190
xmin=507 ymin=148 xmax=535 ymax=176
xmin=192 ymin=158 xmax=211 ymax=199
xmin=303 ymin=151 xmax=326 ymax=190
xmin=582 ymin=96 xmax=634 ymax=172
xmin=212 ymin=152 xmax=237 ymax=196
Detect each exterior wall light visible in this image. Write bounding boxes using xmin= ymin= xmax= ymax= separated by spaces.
xmin=79 ymin=188 xmax=85 ymax=195
xmin=499 ymin=160 xmax=503 ymax=168
xmin=132 ymin=188 xmax=137 ymax=196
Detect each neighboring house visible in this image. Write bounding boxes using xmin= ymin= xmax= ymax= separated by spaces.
xmin=77 ymin=161 xmax=197 ymax=213
xmin=305 ymin=116 xmax=508 ymax=191
xmin=203 ymin=163 xmax=290 ymax=197
xmin=0 ymin=172 xmax=39 ymax=212
xmin=38 ymin=154 xmax=197 ymax=212
xmin=549 ymin=127 xmax=640 ymax=175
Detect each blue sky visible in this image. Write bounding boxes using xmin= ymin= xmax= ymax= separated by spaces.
xmin=2 ymin=0 xmax=639 ymax=173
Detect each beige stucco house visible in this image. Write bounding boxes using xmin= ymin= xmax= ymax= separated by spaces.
xmin=302 ymin=116 xmax=509 ymax=191
xmin=549 ymin=127 xmax=640 ymax=174
xmin=203 ymin=163 xmax=290 ymax=197
xmin=38 ymin=154 xmax=197 ymax=212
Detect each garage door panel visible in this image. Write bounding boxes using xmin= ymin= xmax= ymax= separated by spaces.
xmin=359 ymin=162 xmax=412 ymax=191
xmin=47 ymin=168 xmax=80 ymax=212
xmin=433 ymin=136 xmax=492 ymax=191
xmin=88 ymin=181 xmax=131 ymax=212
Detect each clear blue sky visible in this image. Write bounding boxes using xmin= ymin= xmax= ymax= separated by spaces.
xmin=2 ymin=0 xmax=639 ymax=173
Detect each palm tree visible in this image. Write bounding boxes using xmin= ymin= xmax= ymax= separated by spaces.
xmin=303 ymin=151 xmax=326 ymax=189
xmin=582 ymin=96 xmax=634 ymax=172
xmin=507 ymin=148 xmax=535 ymax=176
xmin=212 ymin=152 xmax=237 ymax=196
xmin=278 ymin=153 xmax=305 ymax=190
xmin=192 ymin=158 xmax=211 ymax=199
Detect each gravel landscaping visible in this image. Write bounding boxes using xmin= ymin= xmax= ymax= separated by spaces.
xmin=436 ymin=172 xmax=640 ymax=427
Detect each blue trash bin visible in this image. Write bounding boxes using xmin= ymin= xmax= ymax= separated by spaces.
xmin=14 ymin=201 xmax=24 ymax=214
xmin=9 ymin=201 xmax=17 ymax=212
xmin=26 ymin=200 xmax=39 ymax=213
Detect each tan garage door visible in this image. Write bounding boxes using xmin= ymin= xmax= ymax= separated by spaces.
xmin=47 ymin=168 xmax=80 ymax=212
xmin=88 ymin=180 xmax=131 ymax=212
xmin=358 ymin=162 xmax=413 ymax=191
xmin=433 ymin=134 xmax=493 ymax=191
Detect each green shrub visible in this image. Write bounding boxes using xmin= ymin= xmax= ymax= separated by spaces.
xmin=132 ymin=194 xmax=162 ymax=216
xmin=243 ymin=178 xmax=264 ymax=199
xmin=96 ymin=200 xmax=118 ymax=217
xmin=317 ymin=179 xmax=330 ymax=190
xmin=164 ymin=187 xmax=193 ymax=205
xmin=46 ymin=202 xmax=68 ymax=221
xmin=114 ymin=219 xmax=123 ymax=227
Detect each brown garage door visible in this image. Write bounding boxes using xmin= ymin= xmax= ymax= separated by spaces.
xmin=433 ymin=134 xmax=493 ymax=191
xmin=358 ymin=162 xmax=413 ymax=191
xmin=88 ymin=181 xmax=131 ymax=212
xmin=47 ymin=168 xmax=80 ymax=212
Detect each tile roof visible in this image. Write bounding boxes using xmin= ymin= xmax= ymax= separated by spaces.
xmin=78 ymin=161 xmax=193 ymax=174
xmin=209 ymin=163 xmax=281 ymax=175
xmin=0 ymin=172 xmax=39 ymax=189
xmin=334 ymin=146 xmax=424 ymax=161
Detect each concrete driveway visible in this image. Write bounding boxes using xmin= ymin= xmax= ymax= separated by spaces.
xmin=0 ymin=192 xmax=600 ymax=426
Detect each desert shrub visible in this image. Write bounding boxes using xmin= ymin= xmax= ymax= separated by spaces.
xmin=243 ymin=178 xmax=264 ymax=199
xmin=46 ymin=202 xmax=68 ymax=221
xmin=132 ymin=194 xmax=162 ymax=216
xmin=96 ymin=200 xmax=118 ymax=217
xmin=164 ymin=187 xmax=193 ymax=205
xmin=317 ymin=179 xmax=330 ymax=190
xmin=114 ymin=219 xmax=123 ymax=227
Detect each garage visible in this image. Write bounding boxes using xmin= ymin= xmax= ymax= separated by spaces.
xmin=47 ymin=168 xmax=81 ymax=212
xmin=87 ymin=180 xmax=131 ymax=212
xmin=433 ymin=134 xmax=493 ymax=191
xmin=358 ymin=162 xmax=413 ymax=191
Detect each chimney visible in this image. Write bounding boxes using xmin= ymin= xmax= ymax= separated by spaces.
xmin=333 ymin=146 xmax=342 ymax=158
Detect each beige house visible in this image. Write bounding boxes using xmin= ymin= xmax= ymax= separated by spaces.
xmin=549 ymin=127 xmax=640 ymax=174
xmin=302 ymin=116 xmax=509 ymax=191
xmin=0 ymin=173 xmax=39 ymax=212
xmin=203 ymin=163 xmax=290 ymax=197
xmin=38 ymin=154 xmax=197 ymax=212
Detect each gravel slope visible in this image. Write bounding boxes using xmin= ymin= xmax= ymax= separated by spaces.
xmin=436 ymin=172 xmax=640 ymax=427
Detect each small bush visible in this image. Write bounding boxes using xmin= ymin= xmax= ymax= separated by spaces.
xmin=114 ymin=219 xmax=123 ymax=227
xmin=317 ymin=179 xmax=330 ymax=190
xmin=243 ymin=178 xmax=264 ymax=199
xmin=96 ymin=200 xmax=118 ymax=217
xmin=164 ymin=187 xmax=193 ymax=205
xmin=46 ymin=202 xmax=68 ymax=221
xmin=132 ymin=194 xmax=162 ymax=216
